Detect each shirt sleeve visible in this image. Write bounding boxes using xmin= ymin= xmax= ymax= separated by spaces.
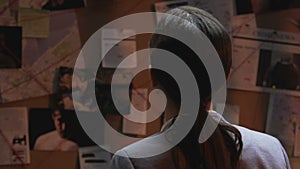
xmin=111 ymin=150 xmax=135 ymax=169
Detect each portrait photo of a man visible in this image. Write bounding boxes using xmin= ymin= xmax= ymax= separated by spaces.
xmin=33 ymin=109 xmax=78 ymax=151
xmin=30 ymin=108 xmax=95 ymax=151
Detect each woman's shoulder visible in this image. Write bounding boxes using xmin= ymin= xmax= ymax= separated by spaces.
xmin=210 ymin=111 xmax=290 ymax=168
xmin=234 ymin=125 xmax=291 ymax=169
xmin=234 ymin=125 xmax=279 ymax=146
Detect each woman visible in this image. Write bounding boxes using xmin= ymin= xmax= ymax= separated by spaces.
xmin=111 ymin=6 xmax=290 ymax=169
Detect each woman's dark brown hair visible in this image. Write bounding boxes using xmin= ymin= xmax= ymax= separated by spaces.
xmin=150 ymin=6 xmax=243 ymax=169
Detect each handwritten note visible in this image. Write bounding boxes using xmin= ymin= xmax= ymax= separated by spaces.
xmin=0 ymin=107 xmax=30 ymax=165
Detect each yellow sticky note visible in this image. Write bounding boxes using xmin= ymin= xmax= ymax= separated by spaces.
xmin=18 ymin=8 xmax=50 ymax=38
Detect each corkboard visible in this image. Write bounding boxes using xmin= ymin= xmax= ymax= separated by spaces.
xmin=0 ymin=0 xmax=295 ymax=168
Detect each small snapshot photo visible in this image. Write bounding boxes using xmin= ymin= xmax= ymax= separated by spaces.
xmin=42 ymin=0 xmax=86 ymax=11
xmin=52 ymin=66 xmax=97 ymax=112
xmin=54 ymin=66 xmax=73 ymax=94
xmin=234 ymin=0 xmax=254 ymax=15
xmin=0 ymin=26 xmax=22 ymax=69
xmin=29 ymin=108 xmax=95 ymax=151
xmin=51 ymin=67 xmax=74 ymax=110
xmin=256 ymin=49 xmax=300 ymax=91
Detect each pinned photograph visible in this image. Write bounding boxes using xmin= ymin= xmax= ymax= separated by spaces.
xmin=51 ymin=66 xmax=74 ymax=110
xmin=229 ymin=38 xmax=300 ymax=96
xmin=29 ymin=108 xmax=95 ymax=151
xmin=256 ymin=50 xmax=300 ymax=91
xmin=101 ymin=28 xmax=137 ymax=69
xmin=52 ymin=67 xmax=97 ymax=112
xmin=0 ymin=26 xmax=22 ymax=69
xmin=54 ymin=66 xmax=73 ymax=94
